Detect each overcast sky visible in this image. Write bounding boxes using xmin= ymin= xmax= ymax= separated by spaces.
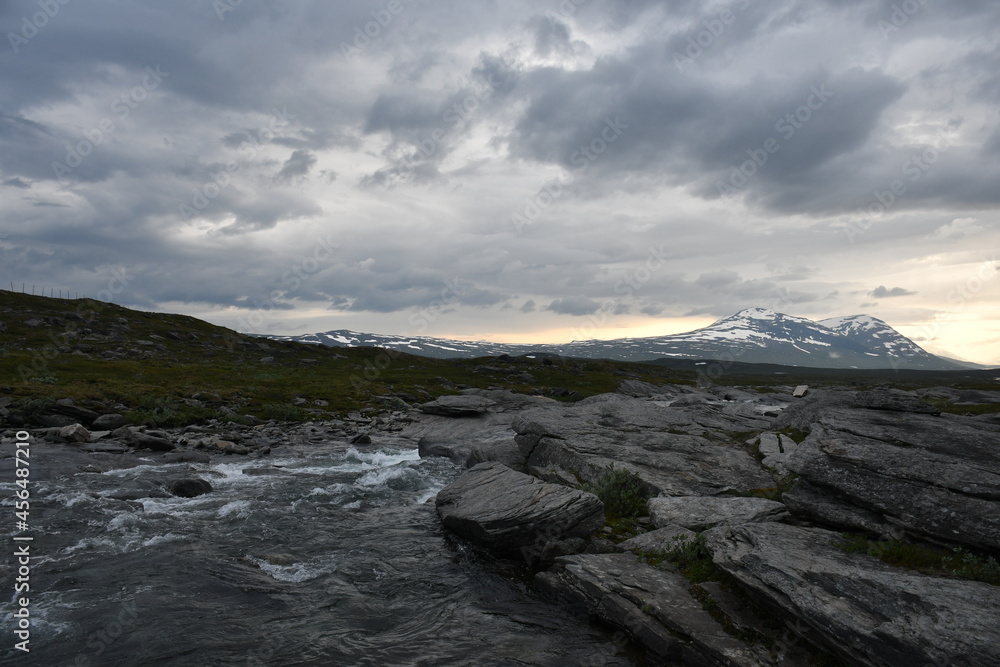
xmin=2 ymin=0 xmax=999 ymax=364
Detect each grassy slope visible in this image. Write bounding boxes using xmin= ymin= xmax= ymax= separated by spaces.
xmin=0 ymin=291 xmax=698 ymax=425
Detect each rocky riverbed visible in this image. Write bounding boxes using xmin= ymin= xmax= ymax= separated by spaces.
xmin=3 ymin=381 xmax=999 ymax=665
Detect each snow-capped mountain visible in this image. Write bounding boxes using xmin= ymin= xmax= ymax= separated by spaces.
xmin=818 ymin=315 xmax=943 ymax=365
xmin=263 ymin=308 xmax=964 ymax=370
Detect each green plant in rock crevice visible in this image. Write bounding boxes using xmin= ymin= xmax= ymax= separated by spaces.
xmin=578 ymin=467 xmax=651 ymax=521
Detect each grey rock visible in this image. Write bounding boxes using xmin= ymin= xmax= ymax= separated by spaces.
xmin=349 ymin=432 xmax=372 ymax=445
xmin=417 ymin=435 xmax=470 ymax=464
xmin=47 ymin=403 xmax=100 ymax=425
xmin=853 ymin=389 xmax=941 ymax=415
xmin=784 ymin=407 xmax=1000 ymax=551
xmin=705 ymin=522 xmax=1000 ymax=667
xmin=792 ymin=385 xmax=809 ymax=398
xmin=36 ymin=413 xmax=79 ymax=428
xmin=616 ymin=379 xmax=666 ymax=397
xmin=465 ymin=439 xmax=527 ymax=472
xmin=536 ymin=553 xmax=764 ymax=666
xmin=58 ymin=423 xmax=91 ymax=443
xmin=435 ymin=462 xmax=604 ymax=563
xmin=419 ymin=394 xmax=496 ymax=416
xmin=757 ymin=433 xmax=781 ymax=457
xmin=91 ymin=413 xmax=126 ymax=430
xmin=214 ymin=440 xmax=249 ymax=455
xmin=167 ymin=478 xmax=213 ymax=498
xmin=511 ymin=393 xmax=775 ymax=497
xmin=527 ymin=465 xmax=578 ymax=487
xmin=619 ymin=525 xmax=697 ymax=554
xmin=130 ymin=430 xmax=176 ymax=451
xmin=647 ymin=496 xmax=789 ymax=531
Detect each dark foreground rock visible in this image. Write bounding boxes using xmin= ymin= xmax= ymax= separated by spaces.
xmin=784 ymin=404 xmax=1000 ymax=550
xmin=435 ymin=462 xmax=604 ymax=563
xmin=706 ymin=522 xmax=1000 ymax=667
xmin=536 ymin=552 xmax=765 ymax=666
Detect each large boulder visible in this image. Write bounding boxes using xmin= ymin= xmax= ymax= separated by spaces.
xmin=536 ymin=552 xmax=765 ymax=666
xmin=511 ymin=393 xmax=775 ymax=496
xmin=435 ymin=462 xmax=604 ymax=563
xmin=784 ymin=406 xmax=1000 ymax=551
xmin=705 ymin=522 xmax=1000 ymax=667
xmin=647 ymin=496 xmax=789 ymax=531
xmin=91 ymin=413 xmax=126 ymax=430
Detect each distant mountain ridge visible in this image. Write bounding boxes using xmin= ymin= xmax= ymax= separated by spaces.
xmin=263 ymin=308 xmax=966 ymax=370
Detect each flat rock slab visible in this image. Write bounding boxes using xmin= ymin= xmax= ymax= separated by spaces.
xmin=511 ymin=393 xmax=775 ymax=497
xmin=619 ymin=525 xmax=697 ymax=554
xmin=785 ymin=406 xmax=1000 ymax=551
xmin=536 ymin=552 xmax=764 ymax=666
xmin=435 ymin=462 xmax=604 ymax=562
xmin=705 ymin=522 xmax=1000 ymax=667
xmin=648 ymin=496 xmax=789 ymax=531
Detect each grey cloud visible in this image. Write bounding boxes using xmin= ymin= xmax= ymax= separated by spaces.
xmin=869 ymin=285 xmax=915 ymax=298
xmin=274 ymin=149 xmax=317 ymax=184
xmin=547 ymin=296 xmax=602 ymax=316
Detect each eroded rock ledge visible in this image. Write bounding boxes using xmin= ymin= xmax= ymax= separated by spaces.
xmin=424 ymin=384 xmax=1000 ymax=666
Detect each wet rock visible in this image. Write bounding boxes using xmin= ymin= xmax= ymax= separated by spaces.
xmin=167 ymin=478 xmax=213 ymax=498
xmin=784 ymin=407 xmax=1000 ymax=551
xmin=80 ymin=442 xmax=130 ymax=454
xmin=164 ymin=451 xmax=212 ymax=464
xmin=91 ymin=413 xmax=125 ymax=431
xmin=853 ymin=389 xmax=941 ymax=415
xmin=536 ymin=553 xmax=764 ymax=666
xmin=349 ymin=432 xmax=372 ymax=445
xmin=419 ymin=394 xmax=496 ymax=416
xmin=435 ymin=462 xmax=604 ymax=562
xmin=647 ymin=496 xmax=789 ymax=531
xmin=417 ymin=435 xmax=470 ymax=465
xmin=706 ymin=522 xmax=1000 ymax=667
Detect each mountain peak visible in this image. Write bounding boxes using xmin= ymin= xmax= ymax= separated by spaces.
xmin=732 ymin=307 xmax=779 ymax=320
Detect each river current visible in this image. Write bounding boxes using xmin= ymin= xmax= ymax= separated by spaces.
xmin=2 ymin=435 xmax=641 ymax=666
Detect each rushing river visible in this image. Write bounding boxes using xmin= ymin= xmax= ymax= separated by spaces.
xmin=2 ymin=436 xmax=641 ymax=666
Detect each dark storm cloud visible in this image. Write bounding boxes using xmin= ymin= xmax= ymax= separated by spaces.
xmin=0 ymin=0 xmax=997 ymax=356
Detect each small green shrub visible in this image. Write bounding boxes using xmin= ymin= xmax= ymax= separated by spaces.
xmin=663 ymin=534 xmax=723 ymax=583
xmin=579 ymin=467 xmax=651 ymax=520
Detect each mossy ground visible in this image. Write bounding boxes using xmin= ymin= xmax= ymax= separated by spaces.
xmin=839 ymin=534 xmax=1000 ymax=586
